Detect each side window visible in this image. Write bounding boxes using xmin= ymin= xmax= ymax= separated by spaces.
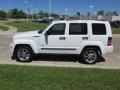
xmin=92 ymin=23 xmax=106 ymax=35
xmin=69 ymin=23 xmax=87 ymax=35
xmin=48 ymin=23 xmax=65 ymax=35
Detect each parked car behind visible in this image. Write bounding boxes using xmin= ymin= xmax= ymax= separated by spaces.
xmin=110 ymin=21 xmax=120 ymax=28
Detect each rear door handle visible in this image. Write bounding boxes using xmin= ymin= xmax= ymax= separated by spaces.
xmin=82 ymin=37 xmax=88 ymax=40
xmin=59 ymin=37 xmax=66 ymax=40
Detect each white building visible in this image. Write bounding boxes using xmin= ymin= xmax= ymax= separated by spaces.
xmin=112 ymin=16 xmax=120 ymax=21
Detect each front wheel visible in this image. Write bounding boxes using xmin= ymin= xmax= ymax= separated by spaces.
xmin=81 ymin=48 xmax=99 ymax=64
xmin=15 ymin=45 xmax=34 ymax=62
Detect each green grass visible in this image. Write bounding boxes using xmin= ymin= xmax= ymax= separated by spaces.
xmin=6 ymin=21 xmax=48 ymax=32
xmin=0 ymin=25 xmax=9 ymax=31
xmin=112 ymin=28 xmax=120 ymax=34
xmin=0 ymin=64 xmax=120 ymax=90
xmin=5 ymin=21 xmax=120 ymax=34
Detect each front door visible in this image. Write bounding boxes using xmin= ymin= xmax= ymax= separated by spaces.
xmin=40 ymin=23 xmax=66 ymax=54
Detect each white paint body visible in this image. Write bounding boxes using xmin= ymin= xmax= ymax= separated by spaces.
xmin=10 ymin=20 xmax=113 ymax=56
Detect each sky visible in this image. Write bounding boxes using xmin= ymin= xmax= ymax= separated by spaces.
xmin=0 ymin=0 xmax=120 ymax=15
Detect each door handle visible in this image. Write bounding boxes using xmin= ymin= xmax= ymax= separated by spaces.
xmin=82 ymin=37 xmax=88 ymax=40
xmin=59 ymin=37 xmax=66 ymax=40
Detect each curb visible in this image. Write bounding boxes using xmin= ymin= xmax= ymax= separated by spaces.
xmin=0 ymin=61 xmax=120 ymax=69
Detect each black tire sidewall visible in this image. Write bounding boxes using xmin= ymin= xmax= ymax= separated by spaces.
xmin=15 ymin=46 xmax=34 ymax=62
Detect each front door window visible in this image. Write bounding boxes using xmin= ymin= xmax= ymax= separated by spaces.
xmin=48 ymin=23 xmax=66 ymax=35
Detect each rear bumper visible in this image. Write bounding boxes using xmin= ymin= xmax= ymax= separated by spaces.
xmin=104 ymin=45 xmax=114 ymax=54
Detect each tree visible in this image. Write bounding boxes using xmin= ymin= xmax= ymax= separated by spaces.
xmin=105 ymin=11 xmax=118 ymax=16
xmin=0 ymin=10 xmax=7 ymax=19
xmin=11 ymin=8 xmax=19 ymax=19
xmin=10 ymin=8 xmax=26 ymax=20
xmin=76 ymin=12 xmax=80 ymax=16
xmin=112 ymin=11 xmax=118 ymax=16
xmin=106 ymin=11 xmax=112 ymax=16
xmin=87 ymin=12 xmax=90 ymax=16
xmin=38 ymin=11 xmax=59 ymax=18
xmin=38 ymin=11 xmax=45 ymax=18
xmin=44 ymin=12 xmax=49 ymax=17
xmin=97 ymin=10 xmax=104 ymax=16
xmin=51 ymin=13 xmax=59 ymax=18
xmin=19 ymin=10 xmax=26 ymax=19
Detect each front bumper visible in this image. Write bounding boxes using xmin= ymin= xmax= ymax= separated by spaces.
xmin=9 ymin=44 xmax=15 ymax=60
xmin=10 ymin=44 xmax=13 ymax=52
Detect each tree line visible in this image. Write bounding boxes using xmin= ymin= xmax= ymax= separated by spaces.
xmin=0 ymin=8 xmax=59 ymax=20
xmin=97 ymin=10 xmax=118 ymax=16
xmin=76 ymin=10 xmax=119 ymax=16
xmin=0 ymin=8 xmax=119 ymax=20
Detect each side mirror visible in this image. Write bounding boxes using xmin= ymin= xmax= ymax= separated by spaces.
xmin=45 ymin=31 xmax=51 ymax=36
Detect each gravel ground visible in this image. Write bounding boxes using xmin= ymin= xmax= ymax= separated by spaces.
xmin=0 ymin=34 xmax=120 ymax=69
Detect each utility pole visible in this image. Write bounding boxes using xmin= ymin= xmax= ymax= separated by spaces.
xmin=64 ymin=8 xmax=68 ymax=20
xmin=89 ymin=5 xmax=94 ymax=19
xmin=25 ymin=1 xmax=29 ymax=22
xmin=35 ymin=8 xmax=38 ymax=21
xmin=49 ymin=0 xmax=52 ymax=22
xmin=9 ymin=0 xmax=12 ymax=21
xmin=30 ymin=5 xmax=33 ymax=20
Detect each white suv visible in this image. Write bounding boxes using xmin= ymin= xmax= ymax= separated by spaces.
xmin=10 ymin=20 xmax=113 ymax=64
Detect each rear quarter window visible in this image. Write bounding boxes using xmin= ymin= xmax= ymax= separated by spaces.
xmin=92 ymin=23 xmax=106 ymax=35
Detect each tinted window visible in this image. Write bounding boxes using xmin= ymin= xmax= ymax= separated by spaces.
xmin=69 ymin=23 xmax=87 ymax=35
xmin=92 ymin=23 xmax=106 ymax=35
xmin=48 ymin=23 xmax=65 ymax=35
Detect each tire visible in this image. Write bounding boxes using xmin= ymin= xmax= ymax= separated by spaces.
xmin=15 ymin=45 xmax=34 ymax=62
xmin=80 ymin=48 xmax=99 ymax=64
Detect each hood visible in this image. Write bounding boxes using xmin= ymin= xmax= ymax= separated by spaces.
xmin=14 ymin=30 xmax=39 ymax=38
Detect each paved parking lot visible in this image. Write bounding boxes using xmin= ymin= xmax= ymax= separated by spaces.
xmin=0 ymin=34 xmax=120 ymax=69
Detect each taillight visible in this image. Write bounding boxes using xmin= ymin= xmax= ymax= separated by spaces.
xmin=107 ymin=37 xmax=112 ymax=46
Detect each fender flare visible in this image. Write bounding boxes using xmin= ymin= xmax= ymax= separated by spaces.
xmin=13 ymin=39 xmax=39 ymax=54
xmin=77 ymin=41 xmax=105 ymax=55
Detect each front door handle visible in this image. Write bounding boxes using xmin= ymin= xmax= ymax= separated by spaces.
xmin=82 ymin=37 xmax=88 ymax=40
xmin=59 ymin=37 xmax=66 ymax=40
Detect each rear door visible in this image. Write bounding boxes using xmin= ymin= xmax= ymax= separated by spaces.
xmin=66 ymin=21 xmax=89 ymax=54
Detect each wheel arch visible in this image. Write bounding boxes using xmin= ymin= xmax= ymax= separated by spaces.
xmin=15 ymin=44 xmax=33 ymax=51
xmin=13 ymin=44 xmax=35 ymax=56
xmin=81 ymin=45 xmax=102 ymax=55
xmin=12 ymin=44 xmax=35 ymax=60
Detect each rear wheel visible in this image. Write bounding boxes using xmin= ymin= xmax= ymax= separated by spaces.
xmin=15 ymin=45 xmax=34 ymax=62
xmin=81 ymin=48 xmax=99 ymax=64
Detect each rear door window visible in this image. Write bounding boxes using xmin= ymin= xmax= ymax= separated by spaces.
xmin=69 ymin=23 xmax=87 ymax=35
xmin=92 ymin=23 xmax=106 ymax=35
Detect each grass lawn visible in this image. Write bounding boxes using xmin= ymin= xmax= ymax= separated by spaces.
xmin=6 ymin=21 xmax=48 ymax=32
xmin=112 ymin=28 xmax=120 ymax=34
xmin=0 ymin=25 xmax=9 ymax=31
xmin=0 ymin=65 xmax=120 ymax=90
